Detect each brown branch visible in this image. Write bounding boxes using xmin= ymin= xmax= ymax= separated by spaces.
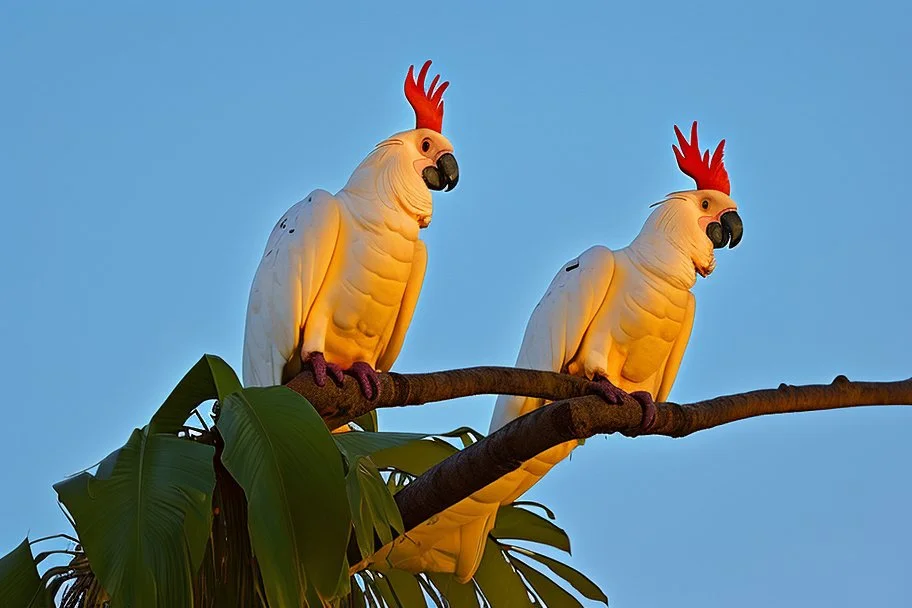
xmin=285 ymin=366 xmax=593 ymax=430
xmin=283 ymin=367 xmax=912 ymax=566
xmin=391 ymin=375 xmax=912 ymax=533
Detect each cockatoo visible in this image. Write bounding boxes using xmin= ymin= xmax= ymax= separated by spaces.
xmin=490 ymin=120 xmax=742 ymax=432
xmin=242 ymin=61 xmax=458 ymax=399
xmin=363 ymin=122 xmax=743 ymax=582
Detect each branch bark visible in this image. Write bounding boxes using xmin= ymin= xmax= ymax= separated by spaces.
xmin=283 ymin=368 xmax=912 ymax=563
xmin=392 ymin=375 xmax=912 ymax=531
xmin=285 ymin=366 xmax=593 ymax=430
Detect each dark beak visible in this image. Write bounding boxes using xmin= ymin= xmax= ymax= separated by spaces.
xmin=706 ymin=210 xmax=744 ymax=249
xmin=422 ymin=153 xmax=459 ymax=192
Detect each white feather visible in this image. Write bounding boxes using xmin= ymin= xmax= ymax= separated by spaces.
xmin=242 ymin=190 xmax=342 ymax=387
xmin=489 ymin=245 xmax=616 ymax=432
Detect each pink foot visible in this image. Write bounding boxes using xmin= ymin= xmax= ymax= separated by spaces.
xmin=346 ymin=361 xmax=381 ymax=400
xmin=629 ymin=390 xmax=657 ymax=433
xmin=587 ymin=376 xmax=657 ymax=434
xmin=306 ymin=352 xmax=344 ymax=388
xmin=587 ymin=375 xmax=626 ymax=404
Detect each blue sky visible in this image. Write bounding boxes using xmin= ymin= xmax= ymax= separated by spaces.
xmin=2 ymin=2 xmax=910 ymax=606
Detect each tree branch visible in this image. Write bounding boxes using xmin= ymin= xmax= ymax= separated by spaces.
xmin=390 ymin=374 xmax=912 ymax=533
xmin=285 ymin=366 xmax=593 ymax=430
xmin=285 ymin=367 xmax=912 ymax=567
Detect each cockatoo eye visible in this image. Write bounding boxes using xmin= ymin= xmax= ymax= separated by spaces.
xmin=421 ymin=139 xmax=432 ymax=153
xmin=701 ymin=199 xmax=709 ymax=210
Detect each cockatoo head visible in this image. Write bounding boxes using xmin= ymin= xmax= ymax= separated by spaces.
xmin=344 ymin=61 xmax=458 ymax=228
xmin=645 ymin=122 xmax=743 ymax=279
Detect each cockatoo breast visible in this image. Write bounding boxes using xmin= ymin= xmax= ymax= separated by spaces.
xmin=568 ymin=251 xmax=692 ymax=394
xmin=302 ymin=200 xmax=420 ymax=369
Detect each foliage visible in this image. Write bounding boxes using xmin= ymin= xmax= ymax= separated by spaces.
xmin=0 ymin=538 xmax=52 ymax=608
xmin=0 ymin=355 xmax=609 ymax=607
xmin=218 ymin=387 xmax=351 ymax=605
xmin=54 ymin=429 xmax=216 ymax=607
xmin=344 ymin=429 xmax=608 ymax=607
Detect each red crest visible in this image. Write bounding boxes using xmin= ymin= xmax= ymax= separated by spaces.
xmin=404 ymin=60 xmax=448 ymax=133
xmin=672 ymin=121 xmax=731 ymax=195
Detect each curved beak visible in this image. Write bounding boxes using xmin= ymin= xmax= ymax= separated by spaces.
xmin=721 ymin=210 xmax=743 ymax=248
xmin=422 ymin=153 xmax=459 ymax=192
xmin=706 ymin=210 xmax=744 ymax=249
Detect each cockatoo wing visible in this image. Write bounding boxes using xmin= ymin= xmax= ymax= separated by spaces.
xmin=655 ymin=292 xmax=695 ymax=401
xmin=489 ymin=245 xmax=616 ymax=432
xmin=368 ymin=246 xmax=618 ymax=583
xmin=375 ymin=240 xmax=427 ymax=372
xmin=242 ymin=190 xmax=342 ymax=387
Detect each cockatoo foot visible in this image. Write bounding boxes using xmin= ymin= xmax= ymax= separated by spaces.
xmin=588 ymin=378 xmax=657 ymax=434
xmin=347 ymin=362 xmax=381 ymax=401
xmin=306 ymin=352 xmax=345 ymax=388
xmin=629 ymin=390 xmax=657 ymax=433
xmin=587 ymin=375 xmax=627 ymax=405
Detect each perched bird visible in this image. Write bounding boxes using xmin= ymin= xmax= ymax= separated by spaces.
xmin=242 ymin=61 xmax=458 ymax=399
xmin=365 ymin=122 xmax=743 ymax=582
xmin=490 ymin=120 xmax=742 ymax=432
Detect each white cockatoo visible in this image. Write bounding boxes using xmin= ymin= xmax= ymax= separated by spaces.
xmin=490 ymin=120 xmax=742 ymax=432
xmin=242 ymin=61 xmax=458 ymax=399
xmin=364 ymin=122 xmax=743 ymax=582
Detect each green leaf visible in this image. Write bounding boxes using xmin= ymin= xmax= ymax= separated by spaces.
xmin=350 ymin=460 xmax=395 ymax=551
xmin=336 ymin=432 xmax=426 ymax=559
xmin=511 ymin=557 xmax=583 ymax=608
xmin=510 ymin=501 xmax=556 ymax=520
xmin=473 ymin=540 xmax=533 ymax=607
xmin=352 ymin=410 xmax=379 ymax=433
xmin=54 ymin=428 xmax=216 ymax=608
xmin=334 ymin=432 xmax=430 ymax=464
xmin=0 ymin=538 xmax=52 ymax=608
xmin=347 ymin=576 xmax=368 ymax=608
xmin=371 ymin=438 xmax=458 ymax=476
xmin=94 ymin=446 xmax=122 ymax=480
xmin=362 ymin=575 xmax=382 ymax=608
xmin=415 ymin=575 xmax=447 ymax=608
xmin=217 ymin=387 xmax=350 ymax=605
xmin=375 ymin=570 xmax=426 ymax=607
xmin=150 ymin=354 xmax=242 ymax=434
xmin=438 ymin=426 xmax=486 ymax=448
xmin=513 ymin=548 xmax=608 ymax=605
xmin=346 ymin=463 xmax=377 ymax=560
xmin=363 ymin=461 xmax=403 ymax=538
xmin=492 ymin=504 xmax=571 ymax=553
xmin=427 ymin=573 xmax=478 ymax=608
xmin=385 ymin=470 xmax=411 ymax=494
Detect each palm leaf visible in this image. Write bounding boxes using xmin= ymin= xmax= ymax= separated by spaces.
xmin=511 ymin=556 xmax=583 ymax=607
xmin=54 ymin=428 xmax=216 ymax=608
xmin=472 ymin=539 xmax=533 ymax=607
xmin=507 ymin=546 xmax=608 ymax=606
xmin=216 ymin=386 xmax=350 ymax=606
xmin=492 ymin=504 xmax=571 ymax=554
xmin=150 ymin=354 xmax=242 ymax=434
xmin=0 ymin=538 xmax=53 ymax=608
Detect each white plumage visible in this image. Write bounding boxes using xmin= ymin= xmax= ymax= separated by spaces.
xmin=242 ymin=190 xmax=341 ymax=387
xmin=242 ymin=180 xmax=428 ymax=388
xmin=242 ymin=61 xmax=457 ymax=393
xmin=365 ymin=122 xmax=743 ymax=583
xmin=490 ymin=238 xmax=696 ymax=434
xmin=366 ymin=228 xmax=699 ymax=581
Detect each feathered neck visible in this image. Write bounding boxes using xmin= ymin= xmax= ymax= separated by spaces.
xmin=624 ymin=206 xmax=699 ymax=291
xmin=337 ymin=140 xmax=432 ymax=229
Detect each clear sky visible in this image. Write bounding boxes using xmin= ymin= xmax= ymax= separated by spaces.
xmin=2 ymin=2 xmax=910 ymax=606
